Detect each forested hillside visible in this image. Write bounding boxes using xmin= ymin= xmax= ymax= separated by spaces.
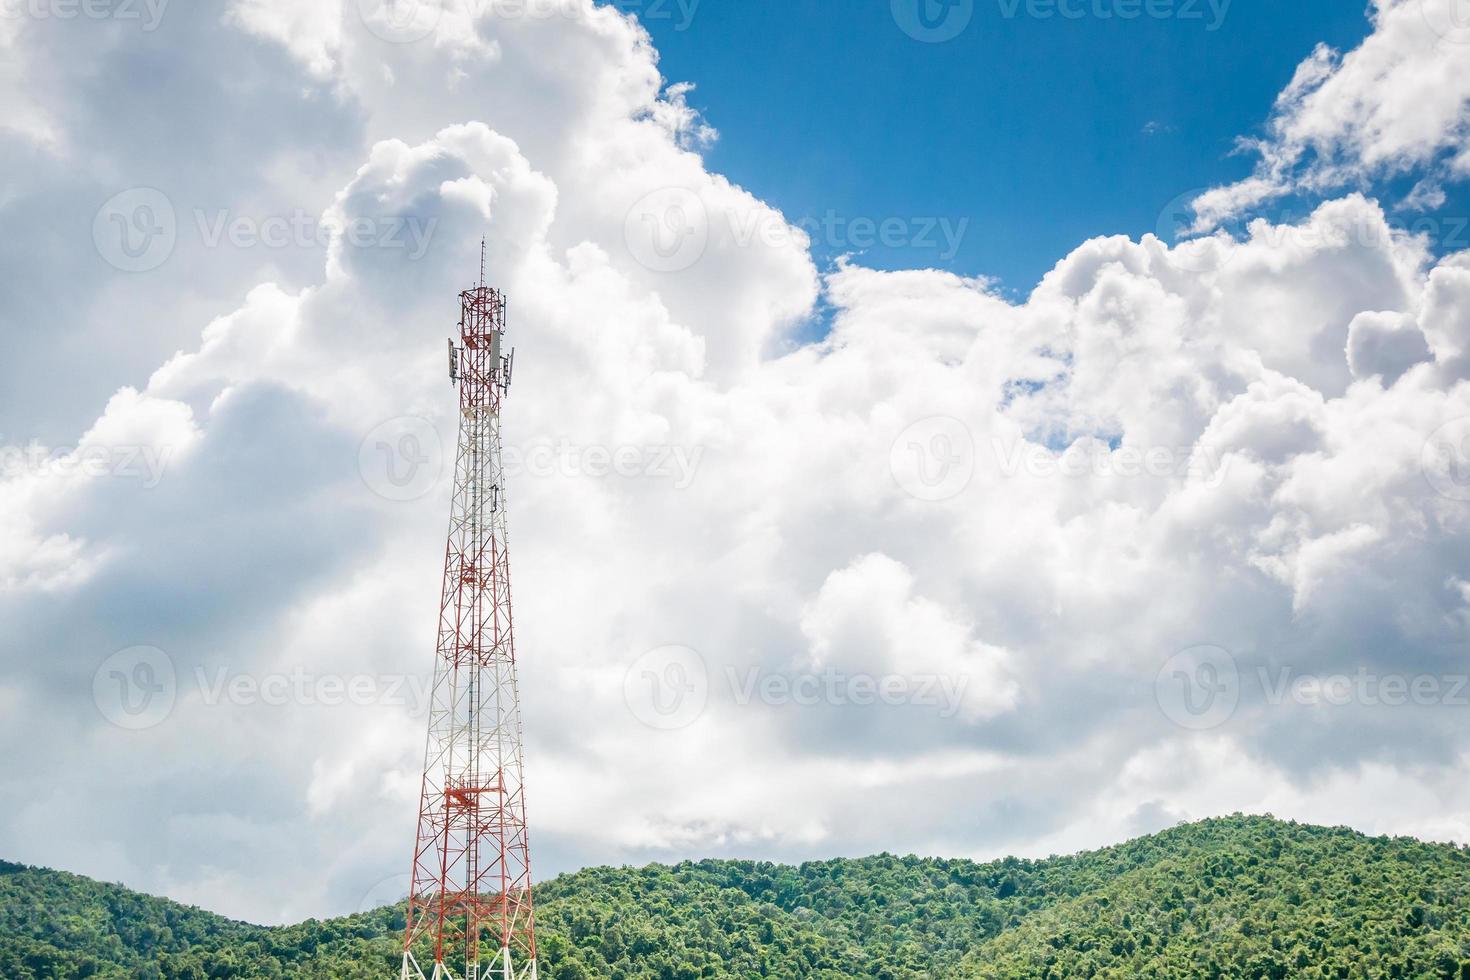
xmin=4 ymin=816 xmax=1469 ymax=978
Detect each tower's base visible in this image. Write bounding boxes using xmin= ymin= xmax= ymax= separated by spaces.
xmin=400 ymin=949 xmax=538 ymax=980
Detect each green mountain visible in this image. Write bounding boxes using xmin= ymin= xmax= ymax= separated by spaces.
xmin=4 ymin=815 xmax=1470 ymax=978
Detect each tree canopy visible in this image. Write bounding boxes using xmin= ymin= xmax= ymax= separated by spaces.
xmin=4 ymin=815 xmax=1469 ymax=978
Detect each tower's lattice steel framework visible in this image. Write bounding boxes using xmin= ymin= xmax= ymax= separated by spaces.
xmin=401 ymin=249 xmax=536 ymax=980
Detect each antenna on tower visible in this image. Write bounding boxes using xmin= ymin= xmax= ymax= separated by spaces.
xmin=479 ymin=236 xmax=487 ymax=289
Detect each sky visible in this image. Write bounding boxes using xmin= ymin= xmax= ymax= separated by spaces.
xmin=636 ymin=0 xmax=1380 ymax=287
xmin=2 ymin=0 xmax=1470 ymax=928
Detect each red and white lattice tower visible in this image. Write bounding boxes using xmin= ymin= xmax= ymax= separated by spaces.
xmin=402 ymin=246 xmax=537 ymax=980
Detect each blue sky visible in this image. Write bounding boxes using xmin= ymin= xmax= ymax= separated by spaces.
xmin=639 ymin=0 xmax=1378 ymax=291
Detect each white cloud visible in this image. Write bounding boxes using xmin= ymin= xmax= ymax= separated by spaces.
xmin=1191 ymin=0 xmax=1470 ymax=230
xmin=229 ymin=0 xmax=343 ymax=77
xmin=1347 ymin=310 xmax=1434 ymax=383
xmin=800 ymin=554 xmax=1019 ymax=721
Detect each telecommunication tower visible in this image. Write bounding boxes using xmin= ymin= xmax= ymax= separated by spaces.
xmin=401 ymin=244 xmax=537 ymax=980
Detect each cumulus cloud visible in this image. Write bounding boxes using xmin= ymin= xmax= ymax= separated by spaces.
xmin=1 ymin=0 xmax=1469 ymax=928
xmin=1191 ymin=0 xmax=1470 ymax=230
xmin=799 ymin=553 xmax=1019 ymax=722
